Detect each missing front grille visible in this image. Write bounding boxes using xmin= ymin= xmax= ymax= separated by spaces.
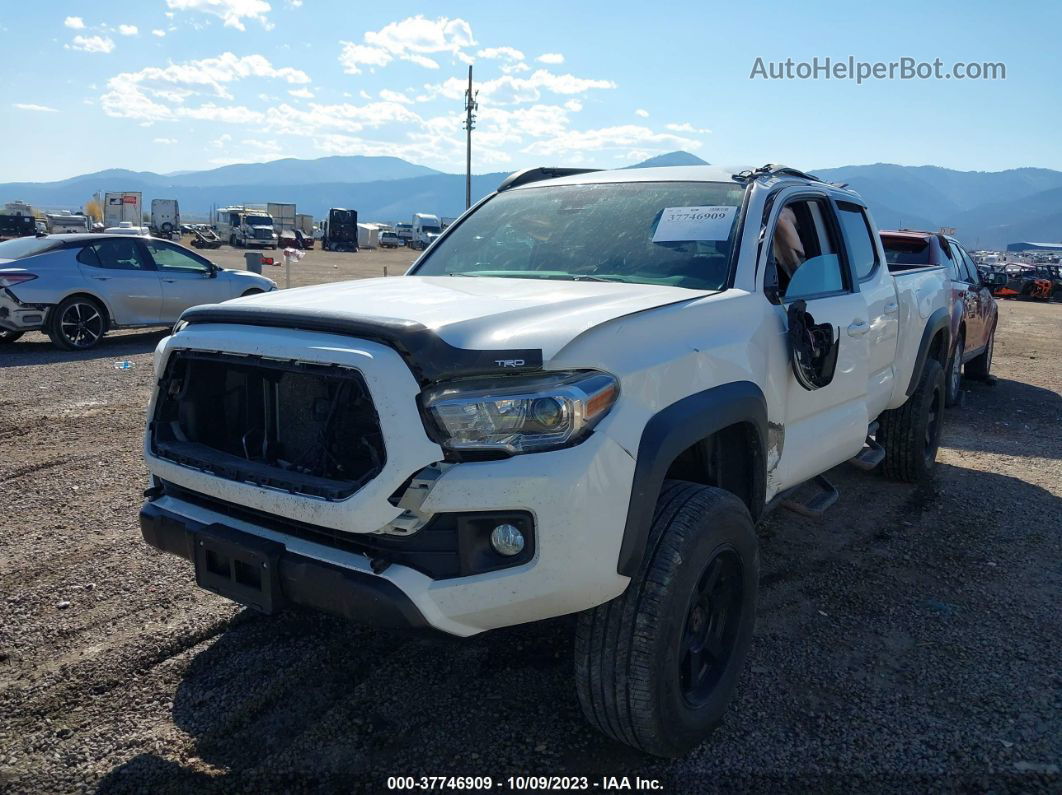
xmin=152 ymin=351 xmax=386 ymax=500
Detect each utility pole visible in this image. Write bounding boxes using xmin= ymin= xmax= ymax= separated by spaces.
xmin=463 ymin=64 xmax=478 ymax=210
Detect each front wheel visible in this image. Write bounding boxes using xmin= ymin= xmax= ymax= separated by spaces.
xmin=46 ymin=296 xmax=108 ymax=351
xmin=0 ymin=329 xmax=24 ymax=344
xmin=575 ymin=481 xmax=758 ymax=757
xmin=878 ymin=358 xmax=945 ymax=483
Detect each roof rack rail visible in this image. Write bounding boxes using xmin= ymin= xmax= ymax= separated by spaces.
xmin=497 ymin=167 xmax=601 ymax=192
xmin=732 ymin=164 xmax=825 ymax=183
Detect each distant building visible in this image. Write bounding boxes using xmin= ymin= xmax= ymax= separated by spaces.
xmin=1007 ymin=241 xmax=1062 ymax=252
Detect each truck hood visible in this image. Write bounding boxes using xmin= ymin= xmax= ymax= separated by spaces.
xmin=216 ymin=275 xmax=705 ymax=361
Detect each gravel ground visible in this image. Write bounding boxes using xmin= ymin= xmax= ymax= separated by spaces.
xmin=0 ymin=288 xmax=1059 ymax=794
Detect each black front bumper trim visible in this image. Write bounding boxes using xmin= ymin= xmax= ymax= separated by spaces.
xmin=140 ymin=501 xmax=429 ymax=629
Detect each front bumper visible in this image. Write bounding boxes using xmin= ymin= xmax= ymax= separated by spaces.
xmin=141 ymin=500 xmax=429 ymax=629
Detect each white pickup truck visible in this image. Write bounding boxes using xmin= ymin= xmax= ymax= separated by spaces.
xmin=139 ymin=165 xmax=952 ymax=756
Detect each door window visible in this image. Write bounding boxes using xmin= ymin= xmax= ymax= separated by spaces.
xmin=76 ymin=239 xmax=151 ymax=270
xmin=836 ymin=202 xmax=878 ymax=280
xmin=767 ymin=198 xmax=847 ymax=300
xmin=940 ymin=240 xmax=962 ymax=281
xmin=959 ymin=249 xmax=981 ymax=284
xmin=146 ymin=240 xmax=212 ymax=273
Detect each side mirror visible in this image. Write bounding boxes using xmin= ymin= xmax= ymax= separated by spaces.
xmin=208 ymin=264 xmax=218 ymax=278
xmin=787 ymin=300 xmax=839 ymax=390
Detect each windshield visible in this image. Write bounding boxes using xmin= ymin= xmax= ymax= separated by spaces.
xmin=422 ymin=225 xmax=441 ymax=234
xmin=0 ymin=236 xmax=63 ymax=259
xmin=246 ymin=216 xmax=272 ymax=226
xmin=413 ymin=181 xmax=745 ymax=289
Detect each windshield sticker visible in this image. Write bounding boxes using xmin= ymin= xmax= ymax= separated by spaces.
xmin=652 ymin=206 xmax=737 ymax=243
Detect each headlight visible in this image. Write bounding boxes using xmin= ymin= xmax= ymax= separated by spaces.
xmin=423 ymin=370 xmax=618 ymax=454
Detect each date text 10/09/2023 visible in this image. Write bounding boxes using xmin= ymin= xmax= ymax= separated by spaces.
xmin=386 ymin=775 xmax=664 ymax=791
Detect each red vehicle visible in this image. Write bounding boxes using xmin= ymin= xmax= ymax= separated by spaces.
xmin=881 ymin=230 xmax=998 ymax=405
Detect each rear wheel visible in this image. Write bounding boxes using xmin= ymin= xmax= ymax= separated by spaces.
xmin=965 ymin=325 xmax=995 ymax=381
xmin=575 ymin=481 xmax=758 ymax=757
xmin=944 ymin=333 xmax=964 ymax=407
xmin=878 ymin=358 xmax=945 ymax=483
xmin=0 ymin=329 xmax=23 ymax=344
xmin=46 ymin=296 xmax=107 ymax=351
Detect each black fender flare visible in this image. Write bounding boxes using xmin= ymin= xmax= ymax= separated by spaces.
xmin=616 ymin=381 xmax=768 ymax=577
xmin=906 ymin=307 xmax=951 ymax=397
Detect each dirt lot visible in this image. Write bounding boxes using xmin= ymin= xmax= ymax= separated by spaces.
xmin=1 ymin=279 xmax=1059 ymax=792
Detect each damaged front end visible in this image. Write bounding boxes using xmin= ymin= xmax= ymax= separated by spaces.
xmin=150 ymin=351 xmax=386 ymax=500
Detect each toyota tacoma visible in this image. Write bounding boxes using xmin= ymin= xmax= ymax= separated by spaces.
xmin=139 ymin=164 xmax=951 ymax=756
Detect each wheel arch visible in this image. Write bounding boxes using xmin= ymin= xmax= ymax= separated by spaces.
xmin=50 ymin=290 xmax=114 ymax=330
xmin=616 ymin=381 xmax=768 ymax=577
xmin=906 ymin=307 xmax=950 ymax=397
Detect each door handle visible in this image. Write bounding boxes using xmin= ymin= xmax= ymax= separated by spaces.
xmin=90 ymin=276 xmax=110 ymax=281
xmin=847 ymin=319 xmax=869 ymax=337
xmin=162 ymin=278 xmax=177 ymax=283
xmin=883 ymin=301 xmax=899 ymax=315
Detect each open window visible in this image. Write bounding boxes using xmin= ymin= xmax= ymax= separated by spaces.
xmin=764 ymin=197 xmax=844 ymax=390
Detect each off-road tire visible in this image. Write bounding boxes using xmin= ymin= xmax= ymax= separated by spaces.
xmin=878 ymin=358 xmax=945 ymax=483
xmin=944 ymin=332 xmax=964 ymax=407
xmin=0 ymin=330 xmax=23 ymax=344
xmin=965 ymin=326 xmax=994 ymax=380
xmin=575 ymin=481 xmax=759 ymax=757
xmin=45 ymin=296 xmax=108 ymax=351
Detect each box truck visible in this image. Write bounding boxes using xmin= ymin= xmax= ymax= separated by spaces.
xmin=267 ymin=203 xmax=296 ymax=245
xmin=150 ymin=199 xmax=180 ymax=239
xmin=104 ymin=192 xmax=142 ymax=228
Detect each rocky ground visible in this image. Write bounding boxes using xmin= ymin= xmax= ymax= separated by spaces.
xmin=0 ymin=292 xmax=1059 ymax=793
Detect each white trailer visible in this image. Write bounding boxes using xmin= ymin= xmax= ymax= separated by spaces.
xmin=295 ymin=213 xmax=314 ymax=236
xmin=150 ymin=199 xmax=180 ymax=239
xmin=104 ymin=192 xmax=142 ymax=228
xmin=267 ymin=203 xmax=296 ymax=240
xmin=357 ymin=223 xmax=380 ymax=249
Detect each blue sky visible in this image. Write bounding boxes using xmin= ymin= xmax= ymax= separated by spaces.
xmin=3 ymin=0 xmax=1060 ymax=181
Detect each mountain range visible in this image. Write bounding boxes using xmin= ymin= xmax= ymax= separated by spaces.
xmin=3 ymin=152 xmax=1060 ymax=249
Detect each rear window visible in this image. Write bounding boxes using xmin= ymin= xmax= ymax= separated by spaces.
xmin=881 ymin=236 xmax=931 ymax=271
xmin=0 ymin=236 xmax=63 ymax=260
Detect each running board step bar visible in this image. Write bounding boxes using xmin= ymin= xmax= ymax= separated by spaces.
xmin=849 ymin=436 xmax=886 ymax=471
xmin=779 ymin=474 xmax=839 ymax=519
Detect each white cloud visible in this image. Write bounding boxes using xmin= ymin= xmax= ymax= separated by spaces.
xmin=339 ymin=16 xmax=475 ymax=74
xmin=537 ymin=53 xmax=564 ymax=64
xmin=523 ymin=124 xmax=701 ymax=156
xmin=426 ymin=69 xmax=616 ymax=106
xmin=379 ymin=88 xmax=413 ymax=104
xmin=165 ymin=0 xmax=272 ymax=31
xmin=477 ymin=46 xmax=524 ymax=61
xmin=14 ymin=103 xmax=59 ymax=112
xmin=665 ymin=122 xmax=711 ymax=134
xmin=288 ymin=87 xmax=313 ymax=98
xmin=152 ymin=29 xmax=166 ymax=37
xmin=100 ymin=52 xmax=308 ymax=123
xmin=118 ymin=24 xmax=139 ymax=36
xmin=153 ymin=137 xmax=178 ymax=144
xmin=635 ymin=108 xmax=649 ymax=118
xmin=564 ymin=99 xmax=583 ymax=112
xmin=339 ymin=43 xmax=392 ymax=74
xmin=286 ymin=0 xmax=303 ymax=6
xmin=64 ymin=17 xmax=86 ymax=29
xmin=67 ymin=35 xmax=116 ymax=54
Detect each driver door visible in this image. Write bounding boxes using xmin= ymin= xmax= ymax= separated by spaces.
xmin=768 ymin=195 xmax=871 ymax=487
xmin=144 ymin=240 xmax=226 ymax=320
